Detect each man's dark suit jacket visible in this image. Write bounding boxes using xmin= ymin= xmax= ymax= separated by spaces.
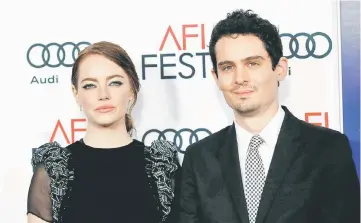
xmin=178 ymin=106 xmax=360 ymax=223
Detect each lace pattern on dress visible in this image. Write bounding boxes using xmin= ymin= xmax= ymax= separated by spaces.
xmin=144 ymin=140 xmax=179 ymax=223
xmin=31 ymin=139 xmax=178 ymax=223
xmin=31 ymin=141 xmax=73 ymax=223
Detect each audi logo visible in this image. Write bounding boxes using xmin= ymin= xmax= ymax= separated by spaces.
xmin=280 ymin=32 xmax=332 ymax=59
xmin=27 ymin=41 xmax=91 ymax=68
xmin=142 ymin=128 xmax=212 ymax=154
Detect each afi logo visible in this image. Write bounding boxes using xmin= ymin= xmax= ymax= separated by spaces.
xmin=50 ymin=118 xmax=86 ymax=144
xmin=305 ymin=112 xmax=329 ymax=128
xmin=141 ymin=24 xmax=210 ymax=80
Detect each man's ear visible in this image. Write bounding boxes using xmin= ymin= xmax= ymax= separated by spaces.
xmin=276 ymin=57 xmax=288 ymax=82
xmin=211 ymin=68 xmax=220 ymax=88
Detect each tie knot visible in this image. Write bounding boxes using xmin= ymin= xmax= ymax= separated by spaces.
xmin=249 ymin=135 xmax=264 ymax=149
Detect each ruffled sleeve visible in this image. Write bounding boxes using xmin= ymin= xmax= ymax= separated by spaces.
xmin=145 ymin=140 xmax=180 ymax=222
xmin=27 ymin=163 xmax=52 ymax=222
xmin=148 ymin=140 xmax=179 ymax=173
xmin=27 ymin=141 xmax=69 ymax=222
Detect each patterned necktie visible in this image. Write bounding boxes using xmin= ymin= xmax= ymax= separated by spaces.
xmin=245 ymin=135 xmax=266 ymax=223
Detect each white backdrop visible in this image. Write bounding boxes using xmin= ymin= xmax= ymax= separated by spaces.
xmin=0 ymin=0 xmax=342 ymax=222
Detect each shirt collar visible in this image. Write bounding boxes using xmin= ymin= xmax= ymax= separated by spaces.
xmin=234 ymin=106 xmax=285 ymax=148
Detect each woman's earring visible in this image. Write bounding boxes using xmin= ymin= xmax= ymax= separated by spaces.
xmin=80 ymin=105 xmax=83 ymax=111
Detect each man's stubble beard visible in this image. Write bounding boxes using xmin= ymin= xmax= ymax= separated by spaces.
xmin=233 ymin=100 xmax=262 ymax=118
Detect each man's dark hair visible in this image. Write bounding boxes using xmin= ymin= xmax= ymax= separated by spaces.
xmin=209 ymin=9 xmax=283 ymax=76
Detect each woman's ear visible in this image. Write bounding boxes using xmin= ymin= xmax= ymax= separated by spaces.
xmin=72 ymin=85 xmax=80 ymax=107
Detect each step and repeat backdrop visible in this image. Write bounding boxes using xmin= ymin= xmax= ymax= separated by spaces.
xmin=0 ymin=0 xmax=359 ymax=222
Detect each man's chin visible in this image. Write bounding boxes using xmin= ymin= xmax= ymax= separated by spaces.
xmin=234 ymin=105 xmax=260 ymax=117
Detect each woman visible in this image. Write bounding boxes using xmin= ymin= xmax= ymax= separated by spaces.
xmin=27 ymin=41 xmax=180 ymax=223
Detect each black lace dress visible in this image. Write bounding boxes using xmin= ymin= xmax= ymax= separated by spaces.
xmin=27 ymin=139 xmax=161 ymax=223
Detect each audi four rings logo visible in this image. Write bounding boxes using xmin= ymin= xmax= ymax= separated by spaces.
xmin=142 ymin=128 xmax=212 ymax=154
xmin=280 ymin=32 xmax=332 ymax=59
xmin=26 ymin=32 xmax=331 ymax=69
xmin=27 ymin=42 xmax=91 ymax=68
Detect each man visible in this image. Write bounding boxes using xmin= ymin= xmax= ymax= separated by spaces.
xmin=178 ymin=9 xmax=360 ymax=223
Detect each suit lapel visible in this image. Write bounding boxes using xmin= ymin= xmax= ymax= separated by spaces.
xmin=218 ymin=124 xmax=250 ymax=223
xmin=256 ymin=106 xmax=302 ymax=223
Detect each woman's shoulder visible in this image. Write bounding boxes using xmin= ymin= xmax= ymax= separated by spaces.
xmin=144 ymin=139 xmax=179 ymax=160
xmin=31 ymin=141 xmax=71 ymax=167
xmin=146 ymin=139 xmax=178 ymax=154
xmin=143 ymin=140 xmax=180 ymax=221
xmin=144 ymin=139 xmax=179 ymax=168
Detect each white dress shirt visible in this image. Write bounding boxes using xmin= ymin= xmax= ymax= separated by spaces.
xmin=234 ymin=106 xmax=285 ymax=185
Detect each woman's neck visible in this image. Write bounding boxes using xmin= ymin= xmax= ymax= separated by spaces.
xmin=82 ymin=122 xmax=132 ymax=149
